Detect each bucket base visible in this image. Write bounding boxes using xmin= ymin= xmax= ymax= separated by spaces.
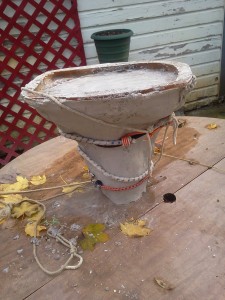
xmin=78 ymin=133 xmax=158 ymax=205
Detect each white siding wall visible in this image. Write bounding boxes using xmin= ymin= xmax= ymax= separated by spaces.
xmin=78 ymin=0 xmax=225 ymax=110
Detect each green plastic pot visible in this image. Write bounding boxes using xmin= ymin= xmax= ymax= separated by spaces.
xmin=91 ymin=29 xmax=133 ymax=63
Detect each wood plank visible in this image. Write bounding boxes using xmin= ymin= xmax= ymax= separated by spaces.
xmin=78 ymin=0 xmax=167 ymax=11
xmin=84 ymin=23 xmax=223 ymax=59
xmin=184 ymin=96 xmax=219 ymax=111
xmin=80 ymin=9 xmax=224 ymax=43
xmin=132 ymin=49 xmax=221 ymax=67
xmin=78 ymin=0 xmax=223 ymax=28
xmin=1 ymin=117 xmax=225 ymax=299
xmin=78 ymin=0 xmax=224 ymax=12
xmin=191 ymin=61 xmax=221 ymax=77
xmin=27 ymin=157 xmax=225 ymax=300
xmin=129 ymin=37 xmax=222 ymax=60
xmin=194 ymin=74 xmax=220 ymax=89
xmin=186 ymin=85 xmax=219 ymax=102
xmin=0 ymin=137 xmax=77 ymax=180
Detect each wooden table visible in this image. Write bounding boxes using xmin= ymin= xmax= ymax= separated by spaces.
xmin=1 ymin=116 xmax=225 ymax=300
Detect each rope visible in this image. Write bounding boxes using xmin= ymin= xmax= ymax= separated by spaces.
xmin=65 ymin=115 xmax=177 ymax=184
xmin=100 ymin=175 xmax=149 ymax=191
xmin=21 ymin=88 xmax=178 ymax=184
xmin=77 ymin=146 xmax=149 ymax=183
xmin=58 ymin=115 xmax=173 ymax=147
xmin=58 ymin=129 xmax=123 ymax=146
xmin=21 ymin=87 xmax=171 ymax=177
xmin=0 ymin=181 xmax=91 ymax=196
xmin=159 ymin=153 xmax=225 ymax=174
xmin=0 ymin=198 xmax=83 ymax=275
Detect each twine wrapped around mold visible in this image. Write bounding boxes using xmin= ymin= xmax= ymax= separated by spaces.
xmin=21 ymin=87 xmax=178 ymax=191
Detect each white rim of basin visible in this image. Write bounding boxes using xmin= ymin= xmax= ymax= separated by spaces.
xmin=21 ymin=61 xmax=194 ymax=101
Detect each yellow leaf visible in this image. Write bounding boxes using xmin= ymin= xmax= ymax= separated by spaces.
xmin=25 ymin=222 xmax=46 ymax=237
xmin=120 ymin=219 xmax=151 ymax=237
xmin=83 ymin=166 xmax=89 ymax=172
xmin=62 ymin=184 xmax=83 ymax=197
xmin=82 ymin=173 xmax=91 ymax=179
xmin=83 ymin=223 xmax=105 ymax=234
xmin=1 ymin=194 xmax=26 ymax=204
xmin=11 ymin=201 xmax=39 ymax=218
xmin=206 ymin=123 xmax=217 ymax=130
xmin=28 ymin=208 xmax=44 ymax=223
xmin=0 ymin=183 xmax=10 ymax=192
xmin=17 ymin=175 xmax=28 ymax=184
xmin=154 ymin=147 xmax=161 ymax=154
xmin=62 ymin=186 xmax=78 ymax=194
xmin=30 ymin=175 xmax=46 ymax=186
xmin=0 ymin=176 xmax=29 ymax=192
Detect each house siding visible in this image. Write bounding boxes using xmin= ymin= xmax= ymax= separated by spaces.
xmin=78 ymin=0 xmax=225 ymax=110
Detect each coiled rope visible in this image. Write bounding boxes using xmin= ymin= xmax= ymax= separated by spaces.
xmin=0 ymin=198 xmax=83 ymax=275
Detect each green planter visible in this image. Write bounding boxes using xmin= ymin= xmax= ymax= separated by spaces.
xmin=91 ymin=29 xmax=133 ymax=63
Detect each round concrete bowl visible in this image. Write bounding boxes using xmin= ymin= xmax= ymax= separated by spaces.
xmin=21 ymin=61 xmax=194 ymax=140
xmin=21 ymin=61 xmax=195 ymax=203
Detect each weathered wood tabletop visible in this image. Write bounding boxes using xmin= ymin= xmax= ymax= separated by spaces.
xmin=1 ymin=116 xmax=225 ymax=300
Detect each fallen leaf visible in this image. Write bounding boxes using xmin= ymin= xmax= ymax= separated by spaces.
xmin=206 ymin=123 xmax=217 ymax=130
xmin=82 ymin=173 xmax=91 ymax=179
xmin=62 ymin=186 xmax=78 ymax=194
xmin=25 ymin=222 xmax=46 ymax=237
xmin=30 ymin=175 xmax=46 ymax=186
xmin=154 ymin=147 xmax=161 ymax=154
xmin=11 ymin=201 xmax=39 ymax=218
xmin=154 ymin=277 xmax=175 ymax=290
xmin=79 ymin=236 xmax=96 ymax=251
xmin=0 ymin=176 xmax=29 ymax=192
xmin=1 ymin=194 xmax=26 ymax=204
xmin=120 ymin=219 xmax=151 ymax=237
xmin=28 ymin=207 xmax=44 ymax=223
xmin=83 ymin=166 xmax=89 ymax=172
xmin=62 ymin=184 xmax=83 ymax=197
xmin=82 ymin=223 xmax=105 ymax=234
xmin=79 ymin=223 xmax=109 ymax=251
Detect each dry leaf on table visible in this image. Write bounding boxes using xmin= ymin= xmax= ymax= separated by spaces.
xmin=120 ymin=219 xmax=151 ymax=237
xmin=28 ymin=208 xmax=44 ymax=222
xmin=11 ymin=201 xmax=40 ymax=218
xmin=83 ymin=166 xmax=89 ymax=172
xmin=30 ymin=175 xmax=46 ymax=186
xmin=206 ymin=123 xmax=217 ymax=130
xmin=154 ymin=147 xmax=161 ymax=154
xmin=25 ymin=222 xmax=46 ymax=237
xmin=62 ymin=185 xmax=83 ymax=197
xmin=79 ymin=223 xmax=110 ymax=251
xmin=82 ymin=173 xmax=91 ymax=179
xmin=1 ymin=194 xmax=27 ymax=204
xmin=0 ymin=176 xmax=29 ymax=192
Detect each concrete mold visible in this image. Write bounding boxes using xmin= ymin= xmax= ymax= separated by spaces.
xmin=21 ymin=61 xmax=195 ymax=204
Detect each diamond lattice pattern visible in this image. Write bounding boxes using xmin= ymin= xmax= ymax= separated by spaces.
xmin=0 ymin=0 xmax=86 ymax=165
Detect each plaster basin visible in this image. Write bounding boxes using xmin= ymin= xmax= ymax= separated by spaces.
xmin=21 ymin=61 xmax=195 ymax=140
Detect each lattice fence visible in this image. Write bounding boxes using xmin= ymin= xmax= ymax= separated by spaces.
xmin=0 ymin=0 xmax=86 ymax=166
